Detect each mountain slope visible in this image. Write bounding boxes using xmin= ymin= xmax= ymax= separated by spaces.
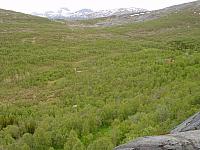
xmin=31 ymin=7 xmax=147 ymax=20
xmin=72 ymin=0 xmax=200 ymax=27
xmin=1 ymin=1 xmax=200 ymax=150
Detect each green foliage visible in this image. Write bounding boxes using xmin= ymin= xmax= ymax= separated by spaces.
xmin=33 ymin=127 xmax=52 ymax=149
xmin=191 ymin=95 xmax=200 ymax=105
xmin=4 ymin=125 xmax=20 ymax=139
xmin=72 ymin=140 xmax=85 ymax=150
xmin=24 ymin=119 xmax=36 ymax=134
xmin=21 ymin=133 xmax=34 ymax=149
xmin=87 ymin=137 xmax=114 ymax=150
xmin=64 ymin=130 xmax=85 ymax=150
xmin=169 ymin=39 xmax=200 ymax=52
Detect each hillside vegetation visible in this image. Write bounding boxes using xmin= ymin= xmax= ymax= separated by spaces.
xmin=1 ymin=2 xmax=200 ymax=150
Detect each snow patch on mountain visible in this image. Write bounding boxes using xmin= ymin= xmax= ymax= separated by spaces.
xmin=31 ymin=7 xmax=148 ymax=20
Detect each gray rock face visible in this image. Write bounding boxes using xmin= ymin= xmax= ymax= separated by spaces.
xmin=114 ymin=112 xmax=200 ymax=150
xmin=115 ymin=130 xmax=200 ymax=150
xmin=171 ymin=112 xmax=200 ymax=134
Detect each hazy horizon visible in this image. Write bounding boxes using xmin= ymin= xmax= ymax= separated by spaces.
xmin=0 ymin=0 xmax=197 ymax=14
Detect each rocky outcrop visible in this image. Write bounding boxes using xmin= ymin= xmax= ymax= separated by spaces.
xmin=115 ymin=130 xmax=200 ymax=150
xmin=114 ymin=112 xmax=200 ymax=150
xmin=171 ymin=112 xmax=200 ymax=134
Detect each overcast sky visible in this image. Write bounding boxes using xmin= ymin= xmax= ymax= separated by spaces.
xmin=0 ymin=0 xmax=196 ymax=13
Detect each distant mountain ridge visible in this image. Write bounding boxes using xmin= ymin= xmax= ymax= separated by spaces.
xmin=31 ymin=7 xmax=148 ymax=20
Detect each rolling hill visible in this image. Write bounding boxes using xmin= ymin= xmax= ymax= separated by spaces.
xmin=1 ymin=1 xmax=200 ymax=149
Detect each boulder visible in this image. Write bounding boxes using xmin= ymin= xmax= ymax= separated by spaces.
xmin=114 ymin=112 xmax=200 ymax=150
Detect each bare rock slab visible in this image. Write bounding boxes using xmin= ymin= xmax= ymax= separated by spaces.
xmin=114 ymin=112 xmax=200 ymax=150
xmin=114 ymin=130 xmax=200 ymax=150
xmin=171 ymin=112 xmax=200 ymax=134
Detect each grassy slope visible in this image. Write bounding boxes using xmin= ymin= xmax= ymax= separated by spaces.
xmin=0 ymin=6 xmax=200 ymax=150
